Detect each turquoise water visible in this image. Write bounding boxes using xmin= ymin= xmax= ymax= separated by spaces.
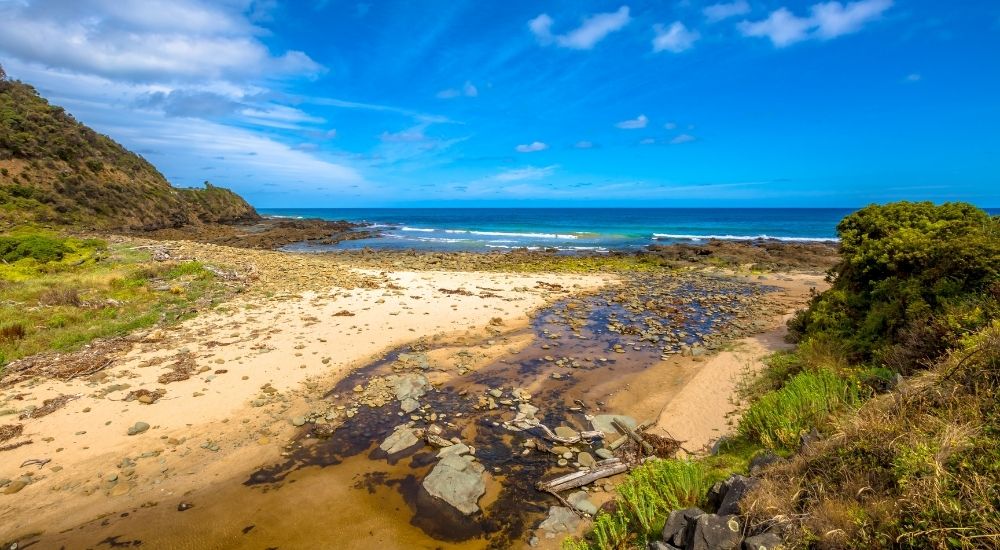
xmin=260 ymin=207 xmax=851 ymax=252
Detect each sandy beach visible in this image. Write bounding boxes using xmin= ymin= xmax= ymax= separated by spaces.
xmin=0 ymin=239 xmax=824 ymax=548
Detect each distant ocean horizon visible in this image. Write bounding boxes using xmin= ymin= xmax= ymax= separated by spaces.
xmin=258 ymin=207 xmax=998 ymax=253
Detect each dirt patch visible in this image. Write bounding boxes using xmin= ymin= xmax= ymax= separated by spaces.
xmin=124 ymin=389 xmax=166 ymax=404
xmin=157 ymin=353 xmax=198 ymax=384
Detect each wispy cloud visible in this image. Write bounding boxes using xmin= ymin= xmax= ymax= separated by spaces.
xmin=574 ymin=140 xmax=596 ymax=149
xmin=436 ymin=80 xmax=478 ymax=99
xmin=664 ymin=122 xmax=678 ymax=130
xmin=529 ymin=6 xmax=631 ymax=50
xmin=904 ymin=72 xmax=921 ymax=82
xmin=616 ymin=114 xmax=648 ymax=129
xmin=739 ymin=0 xmax=893 ymax=47
xmin=704 ymin=1 xmax=751 ymax=23
xmin=652 ymin=22 xmax=700 ymax=53
xmin=493 ymin=165 xmax=558 ymax=182
xmin=515 ymin=141 xmax=549 ymax=153
xmin=670 ymin=134 xmax=697 ymax=144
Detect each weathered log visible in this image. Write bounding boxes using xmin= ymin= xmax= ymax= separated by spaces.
xmin=613 ymin=418 xmax=654 ymax=455
xmin=513 ymin=420 xmax=605 ymax=444
xmin=538 ymin=461 xmax=630 ymax=493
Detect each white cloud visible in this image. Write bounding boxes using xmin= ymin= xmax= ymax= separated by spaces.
xmin=652 ymin=22 xmax=700 ymax=53
xmin=905 ymin=73 xmax=921 ymax=82
xmin=616 ymin=114 xmax=648 ymax=129
xmin=529 ymin=6 xmax=631 ymax=50
xmin=515 ymin=141 xmax=549 ymax=153
xmin=436 ymin=80 xmax=478 ymax=99
xmin=0 ymin=0 xmax=323 ymax=82
xmin=493 ymin=165 xmax=557 ymax=182
xmin=574 ymin=140 xmax=595 ymax=149
xmin=670 ymin=134 xmax=697 ymax=144
xmin=704 ymin=1 xmax=751 ymax=23
xmin=739 ymin=0 xmax=893 ymax=47
xmin=664 ymin=122 xmax=678 ymax=130
xmin=639 ymin=138 xmax=657 ymax=145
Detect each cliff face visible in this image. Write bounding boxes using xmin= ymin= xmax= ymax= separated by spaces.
xmin=0 ymin=73 xmax=260 ymax=231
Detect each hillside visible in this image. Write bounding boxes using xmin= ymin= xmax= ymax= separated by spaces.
xmin=0 ymin=66 xmax=259 ymax=231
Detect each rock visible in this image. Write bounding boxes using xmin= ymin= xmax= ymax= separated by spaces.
xmin=3 ymin=480 xmax=28 ymax=494
xmin=438 ymin=442 xmax=470 ymax=457
xmin=379 ymin=424 xmax=422 ymax=455
xmin=567 ymin=491 xmax=598 ymax=515
xmin=291 ymin=416 xmax=306 ymax=427
xmin=399 ymin=397 xmax=420 ymax=414
xmin=591 ymin=414 xmax=637 ymax=436
xmin=127 ymin=422 xmax=150 ymax=436
xmin=748 ymin=452 xmax=784 ymax=476
xmin=661 ymin=507 xmax=704 ymax=547
xmin=743 ymin=532 xmax=784 ymax=550
xmin=717 ymin=475 xmax=758 ymax=516
xmin=109 ymin=482 xmax=131 ymax=497
xmin=422 ymin=454 xmax=486 ymax=515
xmin=595 ymin=448 xmax=614 ymax=460
xmin=426 ymin=434 xmax=453 ymax=448
xmin=648 ymin=542 xmax=682 ymax=550
xmin=393 ymin=373 xmax=430 ymax=404
xmin=554 ymin=426 xmax=578 ymax=439
xmin=577 ymin=452 xmax=596 ymax=468
xmin=177 ymin=502 xmax=194 ymax=511
xmin=488 ymin=388 xmax=503 ymax=398
xmin=312 ymin=424 xmax=336 ymax=439
xmin=686 ymin=514 xmax=742 ymax=550
xmin=799 ymin=427 xmax=822 ymax=449
xmin=538 ymin=506 xmax=581 ymax=535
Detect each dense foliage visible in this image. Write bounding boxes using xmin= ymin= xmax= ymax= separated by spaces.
xmin=789 ymin=201 xmax=1000 ymax=372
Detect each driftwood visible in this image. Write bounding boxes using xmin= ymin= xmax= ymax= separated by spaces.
xmin=613 ymin=419 xmax=654 ymax=455
xmin=512 ymin=420 xmax=605 ymax=445
xmin=537 ymin=459 xmax=629 ymax=493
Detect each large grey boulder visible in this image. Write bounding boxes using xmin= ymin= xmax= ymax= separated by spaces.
xmin=391 ymin=373 xmax=430 ymax=411
xmin=717 ymin=475 xmax=758 ymax=515
xmin=686 ymin=514 xmax=743 ymax=550
xmin=422 ymin=454 xmax=486 ymax=515
xmin=743 ymin=532 xmax=784 ymax=550
xmin=661 ymin=507 xmax=704 ymax=547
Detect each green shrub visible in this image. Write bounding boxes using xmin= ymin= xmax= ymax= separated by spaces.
xmin=0 ymin=234 xmax=69 ymax=263
xmin=738 ymin=369 xmax=860 ymax=450
xmin=790 ymin=202 xmax=1000 ymax=371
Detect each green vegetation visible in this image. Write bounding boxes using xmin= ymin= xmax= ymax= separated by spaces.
xmin=566 ymin=202 xmax=999 ymax=550
xmin=738 ymin=369 xmax=860 ymax=451
xmin=0 ymin=229 xmax=230 ymax=372
xmin=0 ymin=64 xmax=258 ymax=230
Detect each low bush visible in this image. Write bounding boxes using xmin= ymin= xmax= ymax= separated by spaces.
xmin=0 ymin=234 xmax=69 ymax=263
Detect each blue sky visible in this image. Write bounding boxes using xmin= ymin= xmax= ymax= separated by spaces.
xmin=1 ymin=0 xmax=998 ymax=207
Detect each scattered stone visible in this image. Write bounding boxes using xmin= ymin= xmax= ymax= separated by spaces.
xmin=127 ymin=422 xmax=150 ymax=436
xmin=379 ymin=424 xmax=422 ymax=455
xmin=538 ymin=506 xmax=581 ymax=535
xmin=177 ymin=502 xmax=194 ymax=512
xmin=422 ymin=454 xmax=486 ymax=515
xmin=595 ymin=448 xmax=614 ymax=460
xmin=438 ymin=442 xmax=470 ymax=458
xmin=554 ymin=426 xmax=578 ymax=440
xmin=291 ymin=416 xmax=306 ymax=427
xmin=567 ymin=491 xmax=598 ymax=515
xmin=577 ymin=452 xmax=596 ymax=468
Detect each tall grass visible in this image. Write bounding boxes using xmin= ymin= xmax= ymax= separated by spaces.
xmin=738 ymin=368 xmax=860 ymax=450
xmin=563 ymin=459 xmax=709 ymax=550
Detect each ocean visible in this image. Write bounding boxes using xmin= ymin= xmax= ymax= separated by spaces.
xmin=259 ymin=207 xmax=857 ymax=253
